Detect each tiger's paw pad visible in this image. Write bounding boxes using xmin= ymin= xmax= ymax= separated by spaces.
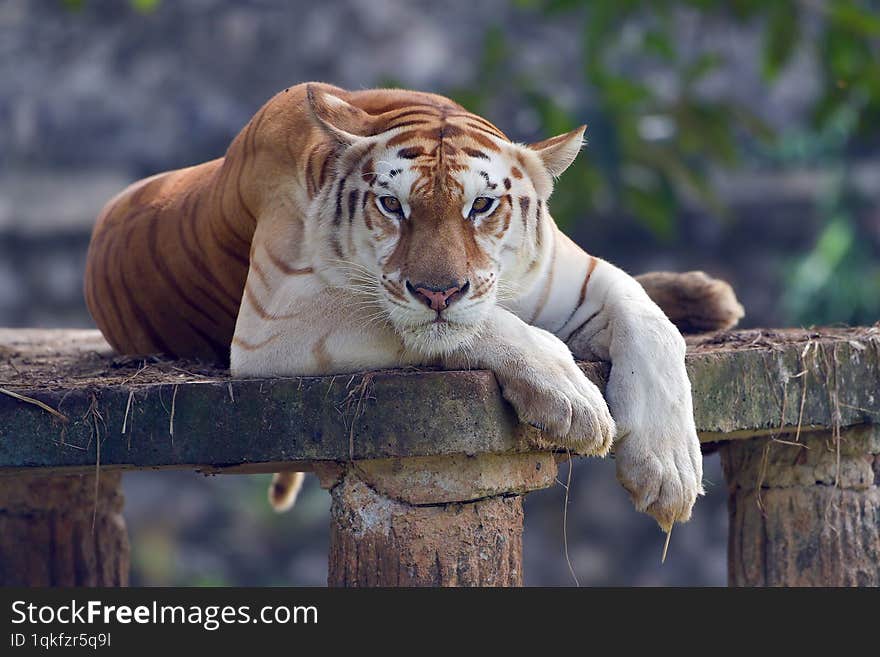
xmin=614 ymin=434 xmax=703 ymax=531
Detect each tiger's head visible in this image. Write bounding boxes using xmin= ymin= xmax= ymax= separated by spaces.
xmin=307 ymin=85 xmax=585 ymax=357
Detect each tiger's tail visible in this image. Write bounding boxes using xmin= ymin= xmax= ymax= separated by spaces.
xmin=636 ymin=271 xmax=744 ymax=334
xmin=268 ymin=472 xmax=306 ymax=512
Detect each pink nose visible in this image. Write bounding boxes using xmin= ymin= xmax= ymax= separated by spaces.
xmin=406 ymin=281 xmax=469 ymax=311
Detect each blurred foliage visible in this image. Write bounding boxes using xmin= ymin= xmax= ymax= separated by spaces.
xmin=785 ymin=206 xmax=880 ymax=326
xmin=450 ymin=0 xmax=880 ymax=325
xmin=768 ymin=75 xmax=880 ymax=326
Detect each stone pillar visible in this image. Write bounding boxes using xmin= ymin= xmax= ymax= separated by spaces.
xmin=321 ymin=452 xmax=558 ymax=587
xmin=722 ymin=425 xmax=880 ymax=587
xmin=0 ymin=472 xmax=130 ymax=586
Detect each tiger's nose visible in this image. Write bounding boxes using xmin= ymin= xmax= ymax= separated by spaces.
xmin=406 ymin=280 xmax=470 ymax=311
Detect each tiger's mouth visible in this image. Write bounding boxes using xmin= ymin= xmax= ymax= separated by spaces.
xmin=396 ymin=318 xmax=478 ymax=357
xmin=377 ymin=296 xmax=480 ymax=355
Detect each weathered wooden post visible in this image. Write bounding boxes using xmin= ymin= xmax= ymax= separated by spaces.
xmin=0 ymin=472 xmax=129 ymax=586
xmin=722 ymin=425 xmax=880 ymax=586
xmin=682 ymin=328 xmax=880 ymax=586
xmin=319 ymin=452 xmax=557 ymax=586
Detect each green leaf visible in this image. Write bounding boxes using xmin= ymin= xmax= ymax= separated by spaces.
xmin=643 ymin=29 xmax=676 ymax=61
xmin=481 ymin=25 xmax=508 ymax=77
xmin=790 ymin=216 xmax=853 ymax=296
xmin=131 ymin=0 xmax=160 ymax=12
xmin=828 ymin=1 xmax=880 ymax=38
xmin=624 ymin=182 xmax=677 ymax=240
xmin=762 ymin=1 xmax=799 ymax=81
xmin=596 ymin=74 xmax=652 ymax=109
xmin=684 ymin=52 xmax=723 ymax=86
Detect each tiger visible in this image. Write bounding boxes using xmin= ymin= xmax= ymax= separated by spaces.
xmin=84 ymin=82 xmax=743 ymax=531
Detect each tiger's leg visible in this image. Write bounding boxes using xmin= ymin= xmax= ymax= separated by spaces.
xmin=511 ymin=229 xmax=716 ymax=530
xmin=444 ymin=308 xmax=617 ymax=456
xmin=230 ymin=281 xmax=418 ymax=377
xmin=565 ymin=261 xmax=703 ymax=530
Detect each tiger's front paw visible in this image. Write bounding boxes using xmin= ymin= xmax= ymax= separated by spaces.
xmin=497 ymin=331 xmax=616 ymax=456
xmin=614 ymin=430 xmax=703 ymax=531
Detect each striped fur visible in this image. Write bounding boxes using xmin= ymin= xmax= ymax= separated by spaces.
xmin=86 ymin=83 xmax=742 ymax=527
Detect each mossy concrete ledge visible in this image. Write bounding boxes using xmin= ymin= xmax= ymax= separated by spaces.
xmin=1 ymin=327 xmax=878 ymax=587
xmin=1 ymin=328 xmax=878 ymax=475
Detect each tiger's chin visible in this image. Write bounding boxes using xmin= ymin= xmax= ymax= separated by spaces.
xmin=395 ymin=319 xmax=480 ymax=358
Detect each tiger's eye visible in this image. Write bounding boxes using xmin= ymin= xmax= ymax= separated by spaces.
xmin=379 ymin=196 xmax=402 ymax=214
xmin=471 ymin=197 xmax=493 ymax=214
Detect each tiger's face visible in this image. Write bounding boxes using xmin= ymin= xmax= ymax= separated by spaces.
xmin=308 ymin=87 xmax=585 ymax=357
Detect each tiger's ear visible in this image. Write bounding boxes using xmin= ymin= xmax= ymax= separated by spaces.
xmin=306 ymin=84 xmax=376 ymax=146
xmin=527 ymin=125 xmax=586 ymax=178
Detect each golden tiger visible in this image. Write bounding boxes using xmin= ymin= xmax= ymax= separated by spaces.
xmin=85 ymin=82 xmax=743 ymax=529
